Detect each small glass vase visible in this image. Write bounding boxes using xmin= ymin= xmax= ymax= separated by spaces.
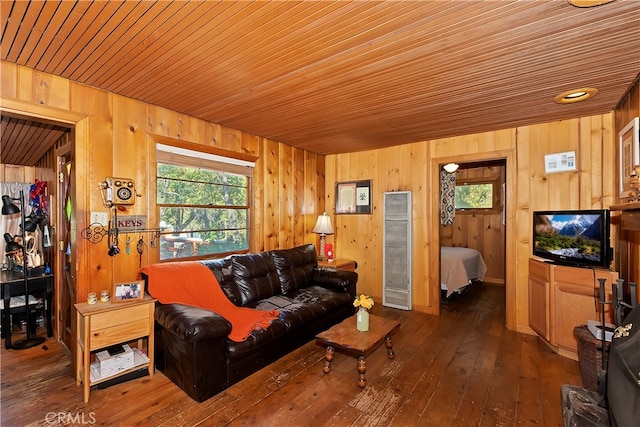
xmin=356 ymin=306 xmax=369 ymax=332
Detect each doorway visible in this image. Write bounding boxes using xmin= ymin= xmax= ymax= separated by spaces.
xmin=430 ymin=150 xmax=517 ymax=329
xmin=438 ymin=159 xmax=506 ymax=303
xmin=1 ymin=96 xmax=87 ymax=349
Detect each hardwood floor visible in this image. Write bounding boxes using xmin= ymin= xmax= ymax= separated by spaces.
xmin=0 ymin=283 xmax=581 ymax=426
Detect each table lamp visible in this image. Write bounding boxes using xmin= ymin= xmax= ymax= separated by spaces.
xmin=2 ymin=190 xmax=45 ymax=349
xmin=312 ymin=212 xmax=334 ymax=261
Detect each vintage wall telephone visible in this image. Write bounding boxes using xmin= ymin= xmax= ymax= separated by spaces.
xmin=97 ymin=177 xmax=136 ymax=256
xmin=99 ymin=177 xmax=136 ymax=207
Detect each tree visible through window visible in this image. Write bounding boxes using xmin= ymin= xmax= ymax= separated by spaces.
xmin=157 ymin=162 xmax=250 ymax=260
xmin=455 ymin=183 xmax=494 ymax=209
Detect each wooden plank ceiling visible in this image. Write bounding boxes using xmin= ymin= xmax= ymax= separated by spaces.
xmin=1 ymin=0 xmax=639 ymax=162
xmin=0 ymin=115 xmax=68 ymax=166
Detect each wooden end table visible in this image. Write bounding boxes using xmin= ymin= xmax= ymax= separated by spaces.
xmin=317 ymin=259 xmax=357 ymax=272
xmin=75 ymin=295 xmax=156 ymax=402
xmin=315 ymin=313 xmax=401 ymax=388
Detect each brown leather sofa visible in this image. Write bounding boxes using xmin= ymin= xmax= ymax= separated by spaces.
xmin=144 ymin=244 xmax=358 ymax=402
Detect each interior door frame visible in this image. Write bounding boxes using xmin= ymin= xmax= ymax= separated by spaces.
xmin=430 ymin=149 xmax=516 ymax=330
xmin=1 ymin=96 xmax=89 ymax=342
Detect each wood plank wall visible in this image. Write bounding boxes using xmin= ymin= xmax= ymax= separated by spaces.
xmin=1 ymin=60 xmax=627 ymax=334
xmin=326 ymin=115 xmax=617 ymax=332
xmin=614 ymin=76 xmax=640 ymax=287
xmin=440 ymin=164 xmax=506 ymax=284
xmin=0 ymin=61 xmax=325 ymax=305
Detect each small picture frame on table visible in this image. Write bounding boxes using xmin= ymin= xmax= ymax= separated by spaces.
xmin=335 ymin=180 xmax=372 ymax=214
xmin=618 ymin=117 xmax=640 ymax=199
xmin=113 ymin=280 xmax=145 ymax=302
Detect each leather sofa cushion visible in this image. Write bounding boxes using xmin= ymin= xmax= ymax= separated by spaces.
xmin=200 ymin=258 xmax=241 ymax=306
xmin=226 ymin=319 xmax=289 ymax=359
xmin=232 ymin=252 xmax=281 ymax=306
xmin=228 ymin=286 xmax=352 ymax=359
xmin=270 ymin=244 xmax=317 ymax=295
xmin=251 ymin=286 xmax=351 ymax=329
xmin=299 ymin=286 xmax=353 ymax=312
xmin=253 ymin=295 xmax=324 ymax=329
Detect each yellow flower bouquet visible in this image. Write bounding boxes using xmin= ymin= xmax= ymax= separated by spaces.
xmin=353 ymin=294 xmax=374 ymax=310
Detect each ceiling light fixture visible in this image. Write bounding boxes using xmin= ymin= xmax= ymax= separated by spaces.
xmin=443 ymin=163 xmax=459 ymax=173
xmin=553 ymin=87 xmax=598 ymax=104
xmin=567 ymin=0 xmax=615 ymax=8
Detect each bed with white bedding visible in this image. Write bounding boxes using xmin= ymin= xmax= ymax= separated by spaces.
xmin=440 ymin=246 xmax=488 ymax=297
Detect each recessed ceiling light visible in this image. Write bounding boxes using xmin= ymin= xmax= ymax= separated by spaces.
xmin=554 ymin=88 xmax=598 ymax=104
xmin=567 ymin=0 xmax=615 ymax=7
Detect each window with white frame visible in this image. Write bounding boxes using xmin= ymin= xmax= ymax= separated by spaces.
xmin=155 ymin=144 xmax=253 ymax=260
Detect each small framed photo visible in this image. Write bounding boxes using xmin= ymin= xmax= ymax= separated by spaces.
xmin=113 ymin=280 xmax=145 ymax=302
xmin=619 ymin=117 xmax=640 ymax=199
xmin=335 ymin=179 xmax=372 ymax=214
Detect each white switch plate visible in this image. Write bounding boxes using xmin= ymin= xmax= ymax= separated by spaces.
xmin=90 ymin=212 xmax=109 ymax=226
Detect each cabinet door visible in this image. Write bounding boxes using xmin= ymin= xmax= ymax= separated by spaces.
xmin=552 ymin=282 xmax=597 ymax=351
xmin=528 ymin=275 xmax=549 ymax=340
xmin=528 ymin=259 xmax=550 ymax=339
xmin=551 ymin=266 xmax=617 ymax=352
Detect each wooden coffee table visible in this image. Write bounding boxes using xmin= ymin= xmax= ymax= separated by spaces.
xmin=315 ymin=313 xmax=401 ymax=388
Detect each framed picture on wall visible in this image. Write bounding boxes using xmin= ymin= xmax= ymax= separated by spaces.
xmin=619 ymin=117 xmax=640 ymax=199
xmin=335 ymin=180 xmax=372 ymax=214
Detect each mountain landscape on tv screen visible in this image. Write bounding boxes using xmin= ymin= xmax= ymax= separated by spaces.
xmin=534 ymin=214 xmax=601 ymax=262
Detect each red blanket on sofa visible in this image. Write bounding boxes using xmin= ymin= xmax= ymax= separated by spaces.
xmin=141 ymin=261 xmax=279 ymax=342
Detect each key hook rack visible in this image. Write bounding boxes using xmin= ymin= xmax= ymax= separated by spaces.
xmin=81 ymin=176 xmax=160 ymax=256
xmin=80 ymin=206 xmax=160 ymax=256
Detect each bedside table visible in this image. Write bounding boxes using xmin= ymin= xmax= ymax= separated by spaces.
xmin=75 ymin=295 xmax=156 ymax=402
xmin=318 ymin=259 xmax=357 ymax=271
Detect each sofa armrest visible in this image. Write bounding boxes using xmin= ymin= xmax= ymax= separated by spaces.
xmin=312 ymin=267 xmax=358 ymax=300
xmin=155 ymin=303 xmax=232 ymax=343
xmin=154 ymin=303 xmax=231 ymax=402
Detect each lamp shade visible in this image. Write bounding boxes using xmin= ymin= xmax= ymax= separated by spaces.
xmin=3 ymin=233 xmax=22 ymax=253
xmin=312 ymin=212 xmax=334 ymax=235
xmin=1 ymin=195 xmax=20 ymax=215
xmin=22 ymin=218 xmax=38 ymax=232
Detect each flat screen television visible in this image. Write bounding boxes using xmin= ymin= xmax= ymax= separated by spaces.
xmin=532 ymin=209 xmax=612 ymax=269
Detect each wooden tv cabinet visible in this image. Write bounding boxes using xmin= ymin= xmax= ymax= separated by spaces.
xmin=528 ymin=258 xmax=618 ymax=358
